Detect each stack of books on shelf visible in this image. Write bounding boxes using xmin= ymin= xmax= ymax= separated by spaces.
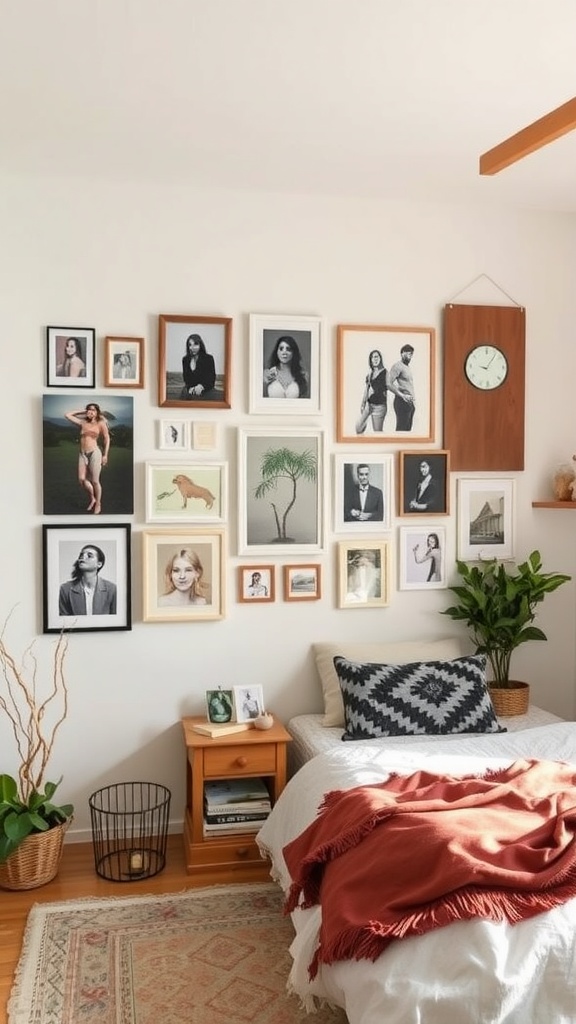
xmin=203 ymin=777 xmax=272 ymax=837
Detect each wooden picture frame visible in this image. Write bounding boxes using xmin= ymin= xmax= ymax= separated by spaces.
xmin=237 ymin=565 xmax=275 ymax=603
xmin=336 ymin=324 xmax=435 ymax=443
xmin=142 ymin=528 xmax=225 ymax=622
xmin=399 ymin=525 xmax=447 ymax=590
xmin=104 ymin=336 xmax=145 ymax=388
xmin=238 ymin=428 xmax=325 ymax=555
xmin=457 ymin=477 xmax=515 ymax=561
xmin=338 ymin=541 xmax=390 ymax=608
xmin=158 ymin=418 xmax=189 ymax=451
xmin=42 ymin=394 xmax=134 ymax=516
xmin=158 ymin=314 xmax=232 ymax=408
xmin=46 ymin=325 xmax=95 ymax=388
xmin=42 ymin=523 xmax=131 ymax=633
xmin=283 ymin=564 xmax=321 ymax=601
xmin=145 ymin=461 xmax=227 ymax=524
xmin=334 ymin=453 xmax=393 ymax=533
xmin=399 ymin=450 xmax=450 ymax=516
xmin=233 ymin=685 xmax=265 ymax=722
xmin=249 ymin=313 xmax=323 ymax=414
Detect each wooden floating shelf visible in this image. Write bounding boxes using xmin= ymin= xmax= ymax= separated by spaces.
xmin=528 ymin=499 xmax=573 ymax=507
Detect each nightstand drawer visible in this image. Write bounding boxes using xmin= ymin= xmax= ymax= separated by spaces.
xmin=191 ymin=836 xmax=262 ymax=867
xmin=204 ymin=743 xmax=277 ymax=776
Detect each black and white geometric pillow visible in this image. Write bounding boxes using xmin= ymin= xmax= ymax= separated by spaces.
xmin=333 ymin=654 xmax=505 ymax=741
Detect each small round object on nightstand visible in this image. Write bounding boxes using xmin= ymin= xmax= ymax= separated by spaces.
xmin=253 ymin=713 xmax=274 ymax=731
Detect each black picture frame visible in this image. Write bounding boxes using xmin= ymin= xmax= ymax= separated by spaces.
xmin=399 ymin=450 xmax=450 ymax=516
xmin=42 ymin=524 xmax=131 ymax=633
xmin=46 ymin=325 xmax=96 ymax=388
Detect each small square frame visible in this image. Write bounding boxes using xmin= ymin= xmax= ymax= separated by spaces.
xmin=158 ymin=314 xmax=232 ymax=408
xmin=237 ymin=565 xmax=275 ymax=603
xmin=457 ymin=477 xmax=515 ymax=560
xmin=206 ymin=688 xmax=234 ymax=723
xmin=142 ymin=528 xmax=225 ymax=622
xmin=42 ymin=523 xmax=131 ymax=633
xmin=46 ymin=326 xmax=95 ymax=388
xmin=158 ymin=418 xmax=189 ymax=451
xmin=399 ymin=450 xmax=450 ymax=516
xmin=336 ymin=323 xmax=435 ymax=442
xmin=249 ymin=313 xmax=323 ymax=414
xmin=334 ymin=453 xmax=393 ymax=532
xmin=233 ymin=685 xmax=265 ymax=722
xmin=283 ymin=564 xmax=321 ymax=601
xmin=104 ymin=336 xmax=145 ymax=388
xmin=337 ymin=541 xmax=391 ymax=609
xmin=399 ymin=525 xmax=447 ymax=590
xmin=145 ymin=461 xmax=227 ymax=524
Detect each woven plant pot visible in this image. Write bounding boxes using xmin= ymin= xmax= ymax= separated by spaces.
xmin=0 ymin=820 xmax=69 ymax=890
xmin=488 ymin=681 xmax=530 ymax=718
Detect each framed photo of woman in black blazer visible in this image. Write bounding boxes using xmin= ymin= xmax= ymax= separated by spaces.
xmin=399 ymin=450 xmax=450 ymax=516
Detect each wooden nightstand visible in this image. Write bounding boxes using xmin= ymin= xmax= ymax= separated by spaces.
xmin=181 ymin=715 xmax=292 ymax=885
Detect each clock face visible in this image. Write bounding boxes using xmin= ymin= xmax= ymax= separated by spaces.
xmin=464 ymin=345 xmax=508 ymax=391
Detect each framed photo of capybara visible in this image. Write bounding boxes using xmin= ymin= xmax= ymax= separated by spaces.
xmin=145 ymin=462 xmax=228 ymax=524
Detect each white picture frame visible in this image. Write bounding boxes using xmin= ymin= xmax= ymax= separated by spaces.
xmin=399 ymin=525 xmax=447 ymax=590
xmin=238 ymin=428 xmax=325 ymax=555
xmin=457 ymin=478 xmax=515 ymax=561
xmin=233 ymin=685 xmax=265 ymax=722
xmin=334 ymin=453 xmax=393 ymax=533
xmin=145 ymin=461 xmax=227 ymax=524
xmin=158 ymin=419 xmax=189 ymax=451
xmin=249 ymin=313 xmax=323 ymax=415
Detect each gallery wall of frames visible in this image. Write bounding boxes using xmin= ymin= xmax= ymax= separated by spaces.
xmin=41 ymin=312 xmax=518 ymax=633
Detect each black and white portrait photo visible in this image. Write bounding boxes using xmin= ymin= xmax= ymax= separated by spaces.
xmin=249 ymin=314 xmax=322 ymax=414
xmin=335 ymin=455 xmax=393 ymax=532
xmin=158 ymin=314 xmax=231 ymax=409
xmin=399 ymin=451 xmax=450 ymax=516
xmin=43 ymin=524 xmax=131 ymax=633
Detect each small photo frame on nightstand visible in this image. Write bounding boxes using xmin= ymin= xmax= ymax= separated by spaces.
xmin=206 ymin=688 xmax=234 ymax=723
xmin=233 ymin=685 xmax=265 ymax=722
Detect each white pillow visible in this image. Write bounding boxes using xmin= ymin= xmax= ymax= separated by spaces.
xmin=314 ymin=638 xmax=465 ymax=727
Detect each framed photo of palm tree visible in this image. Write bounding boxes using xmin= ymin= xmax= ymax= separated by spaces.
xmin=238 ymin=428 xmax=325 ymax=555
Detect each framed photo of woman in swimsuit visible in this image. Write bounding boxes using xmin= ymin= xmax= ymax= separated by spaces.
xmin=399 ymin=525 xmax=447 ymax=590
xmin=46 ymin=325 xmax=95 ymax=388
xmin=249 ymin=313 xmax=323 ymax=415
xmin=158 ymin=314 xmax=232 ymax=409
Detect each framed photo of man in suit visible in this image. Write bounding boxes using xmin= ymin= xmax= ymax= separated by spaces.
xmin=43 ymin=524 xmax=131 ymax=633
xmin=334 ymin=454 xmax=393 ymax=533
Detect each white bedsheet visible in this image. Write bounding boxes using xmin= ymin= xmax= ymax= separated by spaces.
xmin=257 ymin=722 xmax=576 ymax=1024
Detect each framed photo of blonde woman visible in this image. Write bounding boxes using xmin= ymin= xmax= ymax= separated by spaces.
xmin=142 ymin=528 xmax=225 ymax=622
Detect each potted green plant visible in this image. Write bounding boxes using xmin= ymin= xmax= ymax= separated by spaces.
xmin=0 ymin=618 xmax=73 ymax=889
xmin=442 ymin=550 xmax=570 ymax=715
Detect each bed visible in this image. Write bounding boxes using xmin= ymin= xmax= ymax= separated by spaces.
xmin=256 ymin=641 xmax=576 ymax=1024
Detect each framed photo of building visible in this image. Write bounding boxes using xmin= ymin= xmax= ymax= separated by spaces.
xmin=104 ymin=336 xmax=145 ymax=388
xmin=399 ymin=450 xmax=450 ymax=516
xmin=457 ymin=478 xmax=515 ymax=560
xmin=46 ymin=325 xmax=95 ymax=388
xmin=145 ymin=461 xmax=227 ymax=524
xmin=42 ymin=523 xmax=131 ymax=633
xmin=158 ymin=314 xmax=232 ymax=409
xmin=336 ymin=324 xmax=435 ymax=443
xmin=399 ymin=526 xmax=447 ymax=590
xmin=337 ymin=541 xmax=391 ymax=609
xmin=142 ymin=528 xmax=225 ymax=622
xmin=237 ymin=565 xmax=275 ymax=603
xmin=249 ymin=313 xmax=323 ymax=415
xmin=334 ymin=453 xmax=393 ymax=533
xmin=283 ymin=564 xmax=321 ymax=601
xmin=238 ymin=428 xmax=325 ymax=555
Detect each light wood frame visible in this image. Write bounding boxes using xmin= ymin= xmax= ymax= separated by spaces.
xmin=237 ymin=565 xmax=275 ymax=603
xmin=283 ymin=564 xmax=321 ymax=601
xmin=104 ymin=336 xmax=145 ymax=388
xmin=457 ymin=477 xmax=515 ymax=561
xmin=158 ymin=314 xmax=232 ymax=409
xmin=142 ymin=528 xmax=225 ymax=622
xmin=249 ymin=312 xmax=323 ymax=414
xmin=399 ymin=450 xmax=450 ymax=516
xmin=337 ymin=323 xmax=435 ymax=443
xmin=337 ymin=541 xmax=391 ymax=609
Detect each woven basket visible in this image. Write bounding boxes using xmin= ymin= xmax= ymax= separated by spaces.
xmin=488 ymin=682 xmax=530 ymax=718
xmin=0 ymin=819 xmax=68 ymax=890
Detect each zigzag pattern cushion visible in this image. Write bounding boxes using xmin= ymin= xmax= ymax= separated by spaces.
xmin=334 ymin=654 xmax=505 ymax=741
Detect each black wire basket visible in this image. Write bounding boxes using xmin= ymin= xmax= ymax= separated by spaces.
xmin=89 ymin=781 xmax=171 ymax=882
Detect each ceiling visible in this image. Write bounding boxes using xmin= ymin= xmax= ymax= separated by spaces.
xmin=2 ymin=0 xmax=576 ymax=211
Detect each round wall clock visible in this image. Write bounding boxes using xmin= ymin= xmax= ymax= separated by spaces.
xmin=464 ymin=345 xmax=508 ymax=390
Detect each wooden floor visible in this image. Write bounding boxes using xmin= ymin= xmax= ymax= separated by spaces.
xmin=0 ymin=834 xmax=213 ymax=1024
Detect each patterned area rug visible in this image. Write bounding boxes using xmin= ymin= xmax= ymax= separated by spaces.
xmin=9 ymin=883 xmax=347 ymax=1024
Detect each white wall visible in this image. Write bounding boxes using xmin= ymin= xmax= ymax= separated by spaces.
xmin=1 ymin=174 xmax=575 ymax=840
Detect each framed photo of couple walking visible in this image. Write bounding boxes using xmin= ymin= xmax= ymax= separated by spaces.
xmin=248 ymin=313 xmax=323 ymax=415
xmin=336 ymin=324 xmax=435 ymax=444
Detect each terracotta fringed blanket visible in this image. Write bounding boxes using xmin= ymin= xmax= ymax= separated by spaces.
xmin=283 ymin=758 xmax=576 ymax=978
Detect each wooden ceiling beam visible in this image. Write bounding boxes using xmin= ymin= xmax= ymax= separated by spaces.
xmin=479 ymin=97 xmax=576 ymax=175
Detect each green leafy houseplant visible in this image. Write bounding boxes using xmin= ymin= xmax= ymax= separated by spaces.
xmin=442 ymin=550 xmax=570 ymax=688
xmin=0 ymin=618 xmax=73 ymax=865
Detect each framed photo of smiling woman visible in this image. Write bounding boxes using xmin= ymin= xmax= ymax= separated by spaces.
xmin=142 ymin=528 xmax=225 ymax=622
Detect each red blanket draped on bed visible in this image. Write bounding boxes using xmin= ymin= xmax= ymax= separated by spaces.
xmin=283 ymin=758 xmax=576 ymax=978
